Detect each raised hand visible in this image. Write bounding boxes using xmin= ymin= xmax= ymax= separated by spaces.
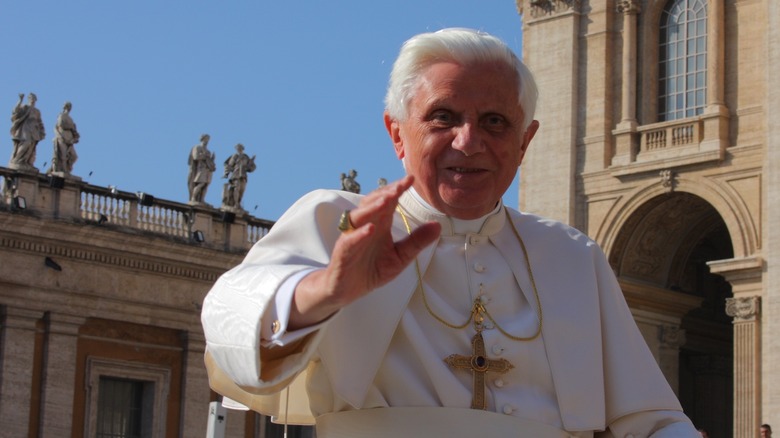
xmin=290 ymin=175 xmax=441 ymax=329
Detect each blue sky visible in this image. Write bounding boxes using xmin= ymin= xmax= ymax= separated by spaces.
xmin=1 ymin=1 xmax=525 ymax=221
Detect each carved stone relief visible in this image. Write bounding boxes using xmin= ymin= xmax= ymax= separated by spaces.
xmin=616 ymin=0 xmax=641 ymax=14
xmin=528 ymin=0 xmax=581 ymax=19
xmin=725 ymin=296 xmax=760 ymax=322
xmin=660 ymin=325 xmax=686 ymax=349
xmin=621 ymin=194 xmax=710 ymax=280
xmin=660 ymin=169 xmax=676 ymax=192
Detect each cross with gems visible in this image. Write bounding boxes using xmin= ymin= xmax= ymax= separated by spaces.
xmin=444 ymin=331 xmax=514 ymax=410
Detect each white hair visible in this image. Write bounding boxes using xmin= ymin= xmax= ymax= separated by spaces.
xmin=384 ymin=28 xmax=538 ymax=132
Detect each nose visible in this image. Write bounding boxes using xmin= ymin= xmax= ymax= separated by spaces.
xmin=451 ymin=123 xmax=485 ymax=157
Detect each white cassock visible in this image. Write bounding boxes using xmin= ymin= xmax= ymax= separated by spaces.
xmin=201 ymin=189 xmax=699 ymax=438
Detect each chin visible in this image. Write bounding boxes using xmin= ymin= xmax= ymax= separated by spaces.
xmin=439 ymin=197 xmax=495 ymax=218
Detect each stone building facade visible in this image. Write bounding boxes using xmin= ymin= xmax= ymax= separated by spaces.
xmin=517 ymin=0 xmax=778 ymax=437
xmin=0 ymin=169 xmax=310 ymax=437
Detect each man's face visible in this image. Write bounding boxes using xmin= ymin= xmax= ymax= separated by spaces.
xmin=385 ymin=61 xmax=538 ymax=219
xmin=761 ymin=426 xmax=771 ymax=438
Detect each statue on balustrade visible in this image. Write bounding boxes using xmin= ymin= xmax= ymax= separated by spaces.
xmin=187 ymin=134 xmax=216 ymax=205
xmin=49 ymin=101 xmax=80 ymax=176
xmin=9 ymin=93 xmax=46 ymax=172
xmin=221 ymin=143 xmax=256 ymax=211
xmin=341 ymin=168 xmax=361 ymax=193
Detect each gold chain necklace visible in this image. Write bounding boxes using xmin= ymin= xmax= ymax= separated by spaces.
xmin=397 ymin=206 xmax=543 ymax=342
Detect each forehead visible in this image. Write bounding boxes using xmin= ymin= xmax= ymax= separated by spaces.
xmin=408 ymin=61 xmax=522 ymax=119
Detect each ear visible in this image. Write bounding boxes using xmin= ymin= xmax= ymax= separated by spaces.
xmin=517 ymin=120 xmax=539 ymax=166
xmin=384 ymin=112 xmax=405 ymax=160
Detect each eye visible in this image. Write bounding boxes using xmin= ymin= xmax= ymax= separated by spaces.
xmin=482 ymin=114 xmax=508 ymax=131
xmin=428 ymin=109 xmax=454 ymax=126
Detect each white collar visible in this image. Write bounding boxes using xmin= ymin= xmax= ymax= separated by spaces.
xmin=403 ymin=187 xmax=505 ymax=236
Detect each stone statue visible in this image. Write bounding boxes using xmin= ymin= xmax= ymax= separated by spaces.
xmin=341 ymin=169 xmax=361 ymax=194
xmin=221 ymin=143 xmax=256 ymax=211
xmin=49 ymin=101 xmax=80 ymax=176
xmin=9 ymin=93 xmax=45 ymax=171
xmin=187 ymin=134 xmax=216 ymax=205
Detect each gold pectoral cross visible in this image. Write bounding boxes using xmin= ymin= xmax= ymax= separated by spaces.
xmin=444 ymin=331 xmax=514 ymax=410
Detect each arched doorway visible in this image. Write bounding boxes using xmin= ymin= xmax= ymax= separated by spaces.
xmin=608 ymin=191 xmax=733 ymax=437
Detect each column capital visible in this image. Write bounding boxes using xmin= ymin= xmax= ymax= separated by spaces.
xmin=1 ymin=306 xmax=44 ymax=329
xmin=616 ymin=0 xmax=641 ymax=14
xmin=725 ymin=296 xmax=761 ymax=322
xmin=45 ymin=312 xmax=86 ymax=336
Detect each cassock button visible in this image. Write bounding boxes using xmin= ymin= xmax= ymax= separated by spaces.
xmin=494 ymin=378 xmax=505 ymax=388
xmin=271 ymin=320 xmax=281 ymax=334
xmin=469 ymin=236 xmax=484 ymax=245
xmin=502 ymin=404 xmax=514 ymax=415
xmin=492 ymin=344 xmax=505 ymax=355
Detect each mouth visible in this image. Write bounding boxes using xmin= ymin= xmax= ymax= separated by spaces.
xmin=448 ymin=166 xmax=485 ymax=173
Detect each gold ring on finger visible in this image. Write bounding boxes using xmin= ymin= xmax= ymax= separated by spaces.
xmin=338 ymin=209 xmax=356 ymax=233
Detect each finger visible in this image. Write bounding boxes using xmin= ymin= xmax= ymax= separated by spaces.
xmin=393 ymin=221 xmax=441 ymax=264
xmin=349 ymin=176 xmax=414 ymax=227
xmin=333 ymin=222 xmax=379 ymax=261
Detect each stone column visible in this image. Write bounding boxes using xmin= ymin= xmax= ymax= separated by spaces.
xmin=612 ymin=0 xmax=641 ymax=166
xmin=700 ymin=0 xmax=729 ymax=154
xmin=618 ymin=0 xmax=639 ymax=124
xmin=38 ymin=313 xmax=84 ymax=437
xmin=0 ymin=307 xmax=44 ymax=438
xmin=709 ymin=256 xmax=762 ymax=438
xmin=725 ymin=296 xmax=761 ymax=438
xmin=180 ymin=331 xmax=212 ymax=438
xmin=706 ymin=0 xmax=725 ymax=107
xmin=659 ymin=324 xmax=685 ymax=395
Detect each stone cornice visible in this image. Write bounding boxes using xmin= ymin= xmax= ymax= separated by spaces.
xmin=620 ymin=277 xmax=704 ymax=317
xmin=0 ymin=234 xmax=226 ymax=282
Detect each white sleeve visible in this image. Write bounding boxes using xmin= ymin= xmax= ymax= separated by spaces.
xmin=607 ymin=409 xmax=699 ymax=437
xmin=201 ymin=189 xmax=359 ymax=391
xmin=260 ymin=268 xmax=327 ymax=347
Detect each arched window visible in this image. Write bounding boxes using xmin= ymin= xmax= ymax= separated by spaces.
xmin=658 ymin=0 xmax=707 ymax=121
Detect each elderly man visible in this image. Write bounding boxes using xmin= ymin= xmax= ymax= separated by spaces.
xmin=201 ymin=28 xmax=698 ymax=437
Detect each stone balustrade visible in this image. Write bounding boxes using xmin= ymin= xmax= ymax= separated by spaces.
xmin=638 ymin=118 xmax=702 ymax=153
xmin=0 ymin=166 xmax=273 ymax=251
